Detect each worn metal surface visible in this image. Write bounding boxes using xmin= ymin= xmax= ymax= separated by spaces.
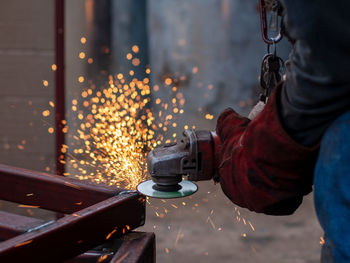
xmin=65 ymin=251 xmax=115 ymax=263
xmin=0 ymin=163 xmax=120 ymax=213
xmin=0 ymin=211 xmax=45 ymax=241
xmin=0 ymin=192 xmax=145 ymax=262
xmin=110 ymin=232 xmax=155 ymax=263
xmin=64 ymin=232 xmax=155 ymax=263
xmin=0 ymin=210 xmax=153 ymax=263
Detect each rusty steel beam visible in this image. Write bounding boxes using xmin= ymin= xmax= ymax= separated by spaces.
xmin=0 ymin=164 xmax=121 ymax=214
xmin=0 ymin=211 xmax=113 ymax=263
xmin=110 ymin=232 xmax=155 ymax=263
xmin=0 ymin=212 xmax=154 ymax=263
xmin=0 ymin=211 xmax=45 ymax=241
xmin=0 ymin=211 xmax=153 ymax=263
xmin=65 ymin=251 xmax=115 ymax=263
xmin=0 ymin=192 xmax=145 ymax=263
xmin=66 ymin=232 xmax=155 ymax=263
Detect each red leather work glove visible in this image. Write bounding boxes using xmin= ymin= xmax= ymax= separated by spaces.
xmin=216 ymin=83 xmax=319 ymax=215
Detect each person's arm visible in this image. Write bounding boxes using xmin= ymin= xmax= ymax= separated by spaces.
xmin=216 ymin=84 xmax=318 ymax=215
xmin=279 ymin=0 xmax=350 ymax=146
xmin=215 ymin=0 xmax=350 ymax=215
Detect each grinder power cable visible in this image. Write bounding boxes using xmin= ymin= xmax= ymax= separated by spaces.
xmin=137 ymin=130 xmax=220 ymax=199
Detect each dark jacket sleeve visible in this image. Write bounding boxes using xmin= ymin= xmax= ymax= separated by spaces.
xmin=279 ymin=0 xmax=350 ymax=146
xmin=216 ymin=84 xmax=319 ymax=215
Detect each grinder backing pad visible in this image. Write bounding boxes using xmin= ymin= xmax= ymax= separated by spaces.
xmin=137 ymin=180 xmax=197 ymax=199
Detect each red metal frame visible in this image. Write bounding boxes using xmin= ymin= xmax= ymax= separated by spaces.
xmin=0 ymin=164 xmax=148 ymax=262
xmin=55 ymin=0 xmax=65 ymax=175
xmin=66 ymin=232 xmax=156 ymax=263
xmin=0 ymin=211 xmax=45 ymax=241
xmin=0 ymin=210 xmax=155 ymax=263
xmin=109 ymin=232 xmax=155 ymax=263
xmin=0 ymin=164 xmax=119 ymax=213
xmin=83 ymin=231 xmax=155 ymax=263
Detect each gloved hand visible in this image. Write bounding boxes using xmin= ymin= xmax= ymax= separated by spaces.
xmin=216 ymin=83 xmax=319 ymax=215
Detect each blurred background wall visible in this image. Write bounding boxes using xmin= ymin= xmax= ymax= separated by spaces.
xmin=65 ymin=0 xmax=291 ymax=136
xmin=148 ymin=0 xmax=290 ymax=131
xmin=0 ymin=0 xmax=55 ymax=172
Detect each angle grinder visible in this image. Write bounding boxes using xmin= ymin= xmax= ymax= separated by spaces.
xmin=137 ymin=130 xmax=220 ymax=199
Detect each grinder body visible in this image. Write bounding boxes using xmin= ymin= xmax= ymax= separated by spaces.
xmin=146 ymin=130 xmax=220 ymax=194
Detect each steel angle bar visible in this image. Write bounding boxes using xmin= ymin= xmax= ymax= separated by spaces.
xmin=0 ymin=163 xmax=121 ymax=214
xmin=0 ymin=192 xmax=145 ymax=262
xmin=65 ymin=232 xmax=155 ymax=263
xmin=0 ymin=211 xmax=45 ymax=241
xmin=110 ymin=232 xmax=155 ymax=263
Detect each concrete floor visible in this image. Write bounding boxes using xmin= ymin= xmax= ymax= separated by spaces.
xmin=139 ymin=180 xmax=323 ymax=263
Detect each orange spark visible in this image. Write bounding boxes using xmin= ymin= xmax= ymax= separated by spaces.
xmin=14 ymin=240 xmax=33 ymax=247
xmin=106 ymin=228 xmax=117 ymax=240
xmin=18 ymin=205 xmax=40 ymax=208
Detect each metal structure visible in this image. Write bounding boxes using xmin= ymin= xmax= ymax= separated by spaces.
xmin=55 ymin=0 xmax=65 ymax=176
xmin=0 ymin=164 xmax=155 ymax=262
xmin=258 ymin=0 xmax=283 ymax=45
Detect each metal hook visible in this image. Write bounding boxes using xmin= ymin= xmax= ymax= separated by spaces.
xmin=266 ymin=40 xmax=278 ymax=56
xmin=259 ymin=0 xmax=283 ymax=45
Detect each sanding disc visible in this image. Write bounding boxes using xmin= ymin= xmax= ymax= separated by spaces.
xmin=137 ymin=180 xmax=198 ymax=199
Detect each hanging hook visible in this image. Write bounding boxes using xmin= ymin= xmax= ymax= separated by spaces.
xmin=266 ymin=41 xmax=277 ymax=56
xmin=259 ymin=0 xmax=283 ymax=45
